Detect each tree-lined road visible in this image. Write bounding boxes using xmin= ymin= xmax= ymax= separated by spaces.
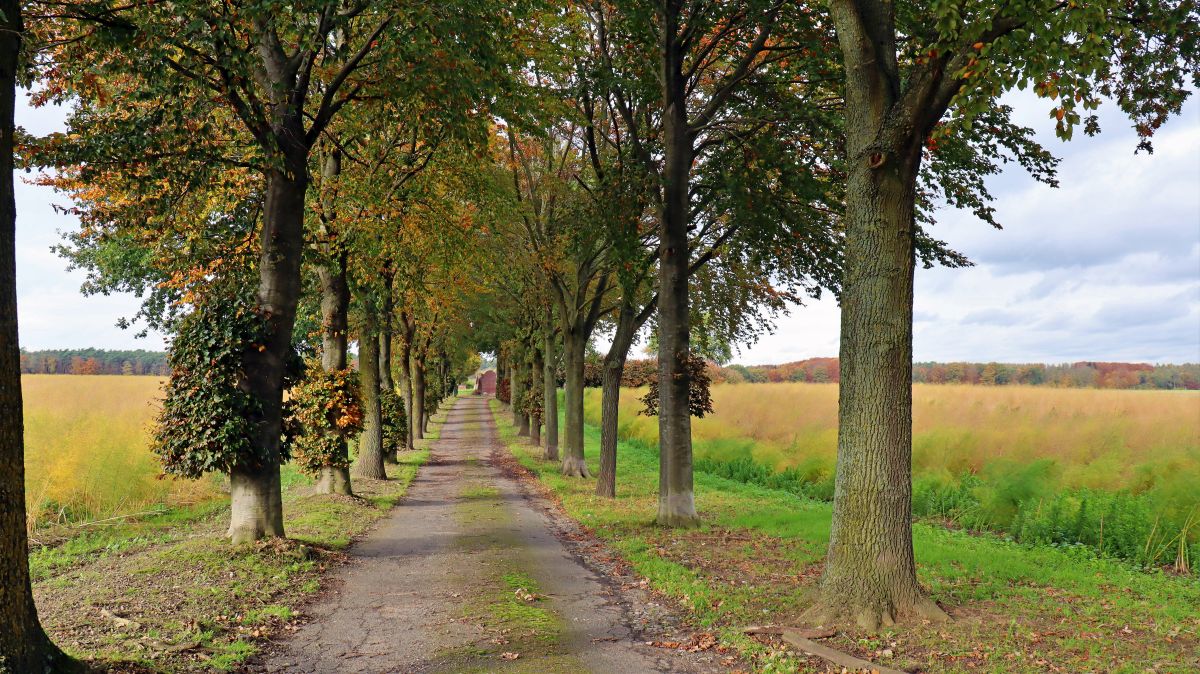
xmin=257 ymin=396 xmax=727 ymax=673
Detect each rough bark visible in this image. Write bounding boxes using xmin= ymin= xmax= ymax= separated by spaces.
xmin=597 ymin=299 xmax=646 ymax=498
xmin=379 ymin=272 xmax=395 ymax=392
xmin=511 ymin=354 xmax=526 ymax=432
xmin=353 ymin=311 xmax=387 ymax=480
xmin=233 ymin=133 xmax=308 ymax=542
xmin=530 ymin=345 xmax=543 ymax=446
xmin=313 ymin=151 xmax=353 ymax=495
xmin=412 ymin=356 xmax=426 ymax=441
xmin=542 ymin=308 xmax=559 ymax=461
xmin=517 ymin=353 xmax=531 ymax=437
xmin=655 ymin=16 xmax=698 ymax=526
xmin=399 ymin=318 xmax=415 ymax=451
xmin=808 ymin=0 xmax=949 ymax=629
xmin=0 ymin=4 xmax=73 ymax=666
xmin=560 ymin=328 xmax=590 ymax=478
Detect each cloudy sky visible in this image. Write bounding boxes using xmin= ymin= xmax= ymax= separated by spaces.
xmin=14 ymin=92 xmax=1200 ymax=364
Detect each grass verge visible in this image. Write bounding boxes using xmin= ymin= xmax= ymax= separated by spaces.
xmin=32 ymin=409 xmax=442 ymax=672
xmin=489 ymin=399 xmax=1200 ymax=674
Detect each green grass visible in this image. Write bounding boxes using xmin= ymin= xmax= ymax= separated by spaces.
xmin=33 ymin=436 xmax=434 ymax=672
xmin=584 ymin=383 xmax=1200 ymax=571
xmin=491 ymin=398 xmax=1200 ymax=673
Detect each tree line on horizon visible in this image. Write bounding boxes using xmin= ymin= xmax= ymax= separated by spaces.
xmin=22 ymin=347 xmax=1200 ymax=392
xmin=712 ymin=358 xmax=1200 ymax=390
xmin=18 ymin=348 xmax=169 ymax=376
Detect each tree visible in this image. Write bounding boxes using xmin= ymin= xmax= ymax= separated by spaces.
xmin=500 ymin=122 xmax=614 ymax=478
xmin=35 ymin=0 xmax=415 ymax=542
xmin=810 ymin=0 xmax=1198 ymax=629
xmin=37 ymin=0 xmax=521 ymax=541
xmin=0 ymin=0 xmax=73 ymax=668
xmin=584 ymin=0 xmax=844 ymax=518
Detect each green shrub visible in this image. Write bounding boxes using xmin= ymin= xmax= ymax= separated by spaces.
xmin=380 ymin=388 xmax=407 ymax=453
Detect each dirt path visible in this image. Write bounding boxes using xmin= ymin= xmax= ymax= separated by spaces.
xmin=253 ymin=396 xmax=729 ymax=674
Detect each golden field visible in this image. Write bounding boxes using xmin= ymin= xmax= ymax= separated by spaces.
xmin=22 ymin=375 xmax=216 ymax=529
xmin=587 ymin=382 xmax=1200 ymax=492
xmin=585 ymin=382 xmax=1200 ymax=567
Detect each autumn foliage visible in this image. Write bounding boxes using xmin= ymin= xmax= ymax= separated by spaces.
xmin=284 ymin=366 xmax=364 ymax=475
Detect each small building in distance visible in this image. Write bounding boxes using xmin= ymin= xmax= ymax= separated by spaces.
xmin=475 ymin=369 xmax=497 ymax=396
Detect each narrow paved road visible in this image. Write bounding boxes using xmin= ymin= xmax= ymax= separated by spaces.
xmin=255 ymin=395 xmax=727 ymax=674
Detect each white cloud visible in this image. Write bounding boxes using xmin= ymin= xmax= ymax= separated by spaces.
xmin=14 ymin=94 xmax=167 ymax=351
xmin=734 ymin=96 xmax=1200 ymax=365
xmin=12 ymin=91 xmax=1199 ymax=364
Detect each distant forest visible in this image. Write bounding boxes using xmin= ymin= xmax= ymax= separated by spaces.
xmin=22 ymin=348 xmax=1200 ymax=390
xmin=19 ymin=349 xmax=169 ymax=376
xmin=718 ymin=358 xmax=1200 ymax=390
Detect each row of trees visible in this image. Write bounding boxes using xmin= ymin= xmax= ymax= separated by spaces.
xmin=18 ymin=348 xmax=169 ymax=375
xmin=1 ymin=0 xmax=1195 ymax=671
xmin=2 ymin=0 xmax=518 ymax=668
xmin=464 ymin=0 xmax=1197 ymax=634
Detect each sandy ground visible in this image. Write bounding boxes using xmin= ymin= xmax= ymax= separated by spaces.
xmin=250 ymin=396 xmax=732 ymax=674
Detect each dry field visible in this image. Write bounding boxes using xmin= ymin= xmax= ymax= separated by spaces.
xmin=22 ymin=374 xmax=216 ymax=530
xmin=585 ymin=382 xmax=1200 ymax=567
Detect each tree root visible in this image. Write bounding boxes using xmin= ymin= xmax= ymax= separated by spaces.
xmin=804 ymin=590 xmax=949 ymax=633
xmin=560 ymin=456 xmax=590 ymax=478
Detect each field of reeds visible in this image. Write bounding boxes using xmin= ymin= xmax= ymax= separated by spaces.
xmin=584 ymin=382 xmax=1200 ymax=572
xmin=22 ymin=375 xmax=217 ymax=530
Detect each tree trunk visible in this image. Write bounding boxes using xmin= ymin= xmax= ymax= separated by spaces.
xmin=234 ymin=132 xmax=309 ymax=543
xmin=542 ymin=309 xmax=559 ymax=461
xmin=517 ymin=353 xmax=531 ymax=437
xmin=399 ymin=322 xmax=415 ymax=451
xmin=353 ymin=311 xmax=386 ymax=479
xmin=810 ymin=0 xmax=947 ymax=629
xmin=313 ymin=152 xmax=353 ymax=495
xmin=596 ymin=300 xmax=639 ymax=498
xmin=314 ymin=254 xmax=353 ymax=495
xmin=379 ymin=272 xmax=395 ymax=392
xmin=228 ymin=467 xmax=285 ymax=543
xmin=655 ymin=21 xmax=698 ymax=526
xmin=511 ymin=354 xmax=525 ymax=430
xmin=412 ymin=357 xmax=426 ymax=441
xmin=560 ymin=328 xmax=590 ymax=477
xmin=0 ymin=4 xmax=72 ymax=666
xmin=811 ymin=155 xmax=944 ymax=630
xmin=530 ymin=345 xmax=543 ymax=446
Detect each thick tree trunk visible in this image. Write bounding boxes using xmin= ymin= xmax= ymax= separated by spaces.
xmin=234 ymin=132 xmax=309 ymax=543
xmin=811 ymin=156 xmax=944 ymax=630
xmin=655 ymin=25 xmax=698 ymax=526
xmin=810 ymin=0 xmax=947 ymax=629
xmin=314 ymin=254 xmax=353 ymax=495
xmin=412 ymin=358 xmax=426 ymax=441
xmin=313 ymin=152 xmax=353 ymax=495
xmin=596 ymin=301 xmax=639 ymax=498
xmin=314 ymin=467 xmax=353 ymax=494
xmin=353 ymin=311 xmax=387 ymax=480
xmin=0 ymin=5 xmax=72 ymax=666
xmin=560 ymin=329 xmax=590 ymax=477
xmin=228 ymin=467 xmax=285 ymax=543
xmin=542 ymin=310 xmax=559 ymax=461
